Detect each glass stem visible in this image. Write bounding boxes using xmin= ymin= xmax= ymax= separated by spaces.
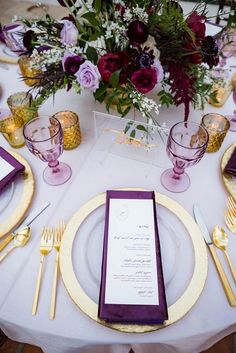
xmin=173 ymin=166 xmax=184 ymax=179
xmin=48 ymin=160 xmax=60 ymax=173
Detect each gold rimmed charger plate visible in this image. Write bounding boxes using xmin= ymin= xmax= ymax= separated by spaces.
xmin=221 ymin=142 xmax=236 ymax=200
xmin=60 ymin=188 xmax=208 ymax=333
xmin=0 ymin=150 xmax=34 ymax=237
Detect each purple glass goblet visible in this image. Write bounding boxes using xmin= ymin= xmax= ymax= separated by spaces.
xmin=160 ymin=121 xmax=209 ymax=193
xmin=23 ymin=115 xmax=72 ymax=186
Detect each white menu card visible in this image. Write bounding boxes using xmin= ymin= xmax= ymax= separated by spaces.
xmin=0 ymin=156 xmax=14 ymax=181
xmin=105 ymin=198 xmax=159 ymax=305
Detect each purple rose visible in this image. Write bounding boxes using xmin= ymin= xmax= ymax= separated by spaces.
xmin=131 ymin=67 xmax=158 ymax=93
xmin=75 ymin=60 xmax=101 ymax=92
xmin=62 ymin=51 xmax=84 ymax=74
xmin=126 ymin=20 xmax=148 ymax=46
xmin=60 ymin=20 xmax=78 ymax=45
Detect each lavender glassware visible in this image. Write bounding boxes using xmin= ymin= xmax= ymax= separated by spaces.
xmin=23 ymin=115 xmax=72 ymax=186
xmin=160 ymin=121 xmax=209 ymax=193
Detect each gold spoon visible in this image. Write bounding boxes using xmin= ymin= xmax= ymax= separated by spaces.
xmin=213 ymin=225 xmax=236 ymax=284
xmin=0 ymin=226 xmax=30 ymax=262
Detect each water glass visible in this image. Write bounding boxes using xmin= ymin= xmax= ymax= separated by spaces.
xmin=23 ymin=116 xmax=72 ymax=186
xmin=161 ymin=121 xmax=209 ymax=193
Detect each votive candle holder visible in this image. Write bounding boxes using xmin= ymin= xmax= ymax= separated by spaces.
xmin=0 ymin=109 xmax=25 ymax=148
xmin=18 ymin=56 xmax=41 ymax=87
xmin=201 ymin=113 xmax=230 ymax=153
xmin=7 ymin=91 xmax=37 ymax=124
xmin=53 ymin=111 xmax=81 ymax=150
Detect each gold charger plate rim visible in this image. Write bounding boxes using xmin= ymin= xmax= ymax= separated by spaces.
xmin=59 ymin=188 xmax=208 ymax=333
xmin=221 ymin=142 xmax=236 ymax=201
xmin=0 ymin=150 xmax=34 ymax=237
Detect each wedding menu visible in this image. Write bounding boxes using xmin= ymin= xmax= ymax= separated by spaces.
xmin=0 ymin=147 xmax=25 ymax=192
xmin=98 ymin=190 xmax=168 ymax=324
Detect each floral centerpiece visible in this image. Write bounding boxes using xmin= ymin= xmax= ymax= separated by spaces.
xmin=17 ymin=0 xmax=221 ymax=126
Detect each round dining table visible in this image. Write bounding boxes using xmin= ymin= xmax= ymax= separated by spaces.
xmin=0 ymin=43 xmax=236 ymax=353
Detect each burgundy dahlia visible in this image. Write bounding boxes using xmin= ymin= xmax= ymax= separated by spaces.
xmin=187 ymin=11 xmax=206 ymax=40
xmin=202 ymin=36 xmax=219 ymax=68
xmin=97 ymin=52 xmax=129 ymax=83
xmin=131 ymin=67 xmax=158 ymax=93
xmin=63 ymin=55 xmax=84 ymax=75
xmin=126 ymin=20 xmax=149 ymax=46
xmin=23 ymin=30 xmax=37 ymax=54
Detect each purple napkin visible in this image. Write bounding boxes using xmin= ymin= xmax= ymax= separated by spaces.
xmin=224 ymin=148 xmax=236 ymax=176
xmin=0 ymin=147 xmax=25 ymax=192
xmin=98 ymin=190 xmax=168 ymax=324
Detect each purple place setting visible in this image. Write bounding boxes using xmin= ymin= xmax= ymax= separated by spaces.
xmin=160 ymin=121 xmax=209 ymax=193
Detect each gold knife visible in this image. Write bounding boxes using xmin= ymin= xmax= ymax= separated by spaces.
xmin=0 ymin=202 xmax=50 ymax=252
xmin=193 ymin=204 xmax=236 ymax=306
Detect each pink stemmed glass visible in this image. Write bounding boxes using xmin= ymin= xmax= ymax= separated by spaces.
xmin=160 ymin=121 xmax=209 ymax=193
xmin=23 ymin=115 xmax=72 ymax=186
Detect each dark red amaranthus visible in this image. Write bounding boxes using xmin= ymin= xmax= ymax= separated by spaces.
xmin=168 ymin=64 xmax=196 ymax=120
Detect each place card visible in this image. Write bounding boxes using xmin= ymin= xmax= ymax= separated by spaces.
xmin=0 ymin=147 xmax=25 ymax=192
xmin=98 ymin=190 xmax=168 ymax=324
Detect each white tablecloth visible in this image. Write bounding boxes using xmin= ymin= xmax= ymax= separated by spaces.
xmin=0 ymin=55 xmax=236 ymax=353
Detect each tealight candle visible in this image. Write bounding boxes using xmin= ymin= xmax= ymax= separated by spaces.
xmin=53 ymin=111 xmax=81 ymax=150
xmin=0 ymin=109 xmax=25 ymax=148
xmin=7 ymin=91 xmax=37 ymax=124
xmin=18 ymin=56 xmax=41 ymax=87
xmin=201 ymin=113 xmax=230 ymax=153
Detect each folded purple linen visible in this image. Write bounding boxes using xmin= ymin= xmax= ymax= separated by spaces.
xmin=98 ymin=190 xmax=168 ymax=324
xmin=224 ymin=148 xmax=236 ymax=176
xmin=0 ymin=147 xmax=25 ymax=192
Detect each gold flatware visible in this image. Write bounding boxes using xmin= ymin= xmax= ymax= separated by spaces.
xmin=50 ymin=221 xmax=65 ymax=320
xmin=213 ymin=225 xmax=236 ymax=284
xmin=193 ymin=204 xmax=236 ymax=306
xmin=0 ymin=226 xmax=30 ymax=262
xmin=224 ymin=196 xmax=236 ymax=233
xmin=0 ymin=201 xmax=50 ymax=252
xmin=32 ymin=227 xmax=54 ymax=316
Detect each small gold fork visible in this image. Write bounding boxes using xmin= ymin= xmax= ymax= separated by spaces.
xmin=49 ymin=221 xmax=65 ymax=320
xmin=32 ymin=227 xmax=54 ymax=315
xmin=225 ymin=196 xmax=236 ymax=233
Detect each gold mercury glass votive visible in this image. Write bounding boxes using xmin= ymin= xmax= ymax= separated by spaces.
xmin=201 ymin=113 xmax=230 ymax=153
xmin=53 ymin=111 xmax=82 ymax=150
xmin=0 ymin=109 xmax=25 ymax=148
xmin=7 ymin=91 xmax=37 ymax=124
xmin=18 ymin=56 xmax=41 ymax=87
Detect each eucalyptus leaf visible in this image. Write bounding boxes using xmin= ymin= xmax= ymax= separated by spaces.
xmin=82 ymin=12 xmax=99 ymax=27
xmin=109 ymin=69 xmax=121 ymax=88
xmin=86 ymin=46 xmax=98 ymax=64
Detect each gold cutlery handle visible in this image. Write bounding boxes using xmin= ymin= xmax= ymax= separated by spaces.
xmin=0 ymin=234 xmax=14 ymax=252
xmin=224 ymin=250 xmax=236 ymax=285
xmin=32 ymin=254 xmax=45 ymax=315
xmin=0 ymin=246 xmax=16 ymax=262
xmin=50 ymin=252 xmax=59 ymax=320
xmin=209 ymin=244 xmax=236 ymax=306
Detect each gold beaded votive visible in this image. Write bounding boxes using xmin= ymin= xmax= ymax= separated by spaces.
xmin=0 ymin=109 xmax=25 ymax=148
xmin=201 ymin=113 xmax=230 ymax=153
xmin=7 ymin=91 xmax=37 ymax=124
xmin=18 ymin=56 xmax=41 ymax=87
xmin=53 ymin=111 xmax=81 ymax=150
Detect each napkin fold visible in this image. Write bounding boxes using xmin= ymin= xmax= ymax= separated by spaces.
xmin=0 ymin=147 xmax=25 ymax=192
xmin=224 ymin=147 xmax=236 ymax=177
xmin=98 ymin=190 xmax=168 ymax=324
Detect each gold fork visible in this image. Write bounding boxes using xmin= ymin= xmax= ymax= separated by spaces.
xmin=225 ymin=196 xmax=236 ymax=233
xmin=50 ymin=221 xmax=65 ymax=320
xmin=32 ymin=227 xmax=54 ymax=315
